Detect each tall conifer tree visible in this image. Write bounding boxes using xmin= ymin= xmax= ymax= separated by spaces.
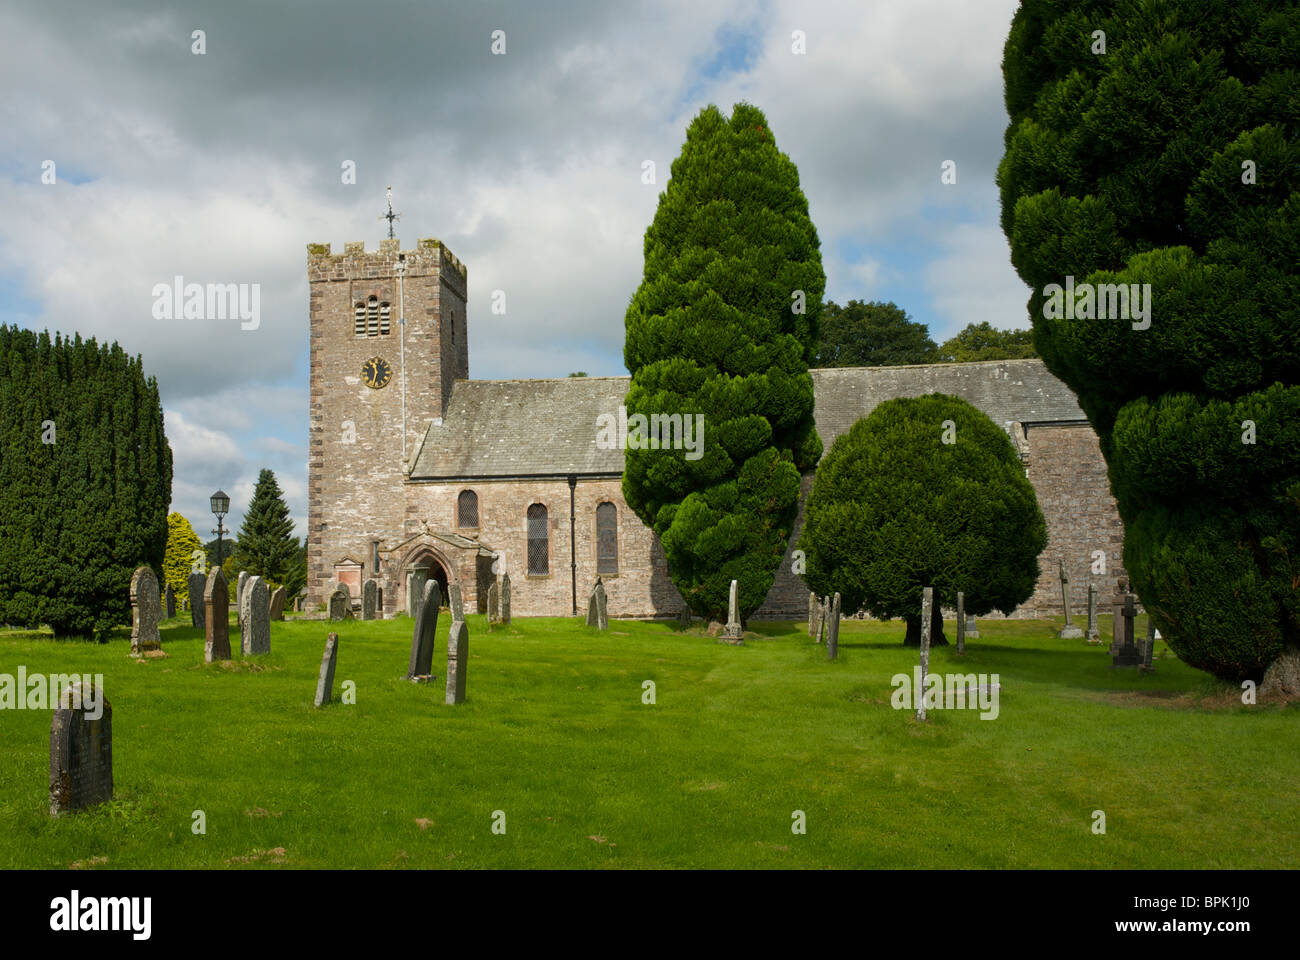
xmin=234 ymin=469 xmax=297 ymax=586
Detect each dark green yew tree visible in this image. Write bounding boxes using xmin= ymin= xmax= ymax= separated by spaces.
xmin=998 ymin=0 xmax=1300 ymax=681
xmin=0 ymin=326 xmax=172 ymax=638
xmin=800 ymin=394 xmax=1046 ymax=645
xmin=623 ymin=103 xmax=824 ymax=622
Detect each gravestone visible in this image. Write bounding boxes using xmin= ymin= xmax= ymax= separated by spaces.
xmin=826 ymin=592 xmax=841 ymax=660
xmin=956 ymin=591 xmax=966 ymax=655
xmin=329 ymin=583 xmax=352 ymax=621
xmin=678 ymin=607 xmax=691 ymax=629
xmin=129 ymin=566 xmax=162 ymax=655
xmin=315 ymin=633 xmax=340 ymax=707
xmin=446 ymin=619 xmax=469 ymax=705
xmin=269 ymin=585 xmax=287 ymax=621
xmin=189 ymin=572 xmax=207 ymax=629
xmin=1110 ymin=581 xmax=1140 ymax=667
xmin=487 ymin=581 xmax=500 ymax=626
xmin=585 ymin=577 xmax=608 ymax=630
xmin=361 ymin=578 xmax=379 ymax=621
xmin=448 ymin=582 xmax=465 ymax=622
xmin=49 ymin=681 xmax=112 ymax=816
xmin=500 ymin=574 xmax=511 ymax=625
xmin=1085 ymin=584 xmax=1101 ymax=642
xmin=918 ymin=586 xmax=933 ymax=721
xmin=720 ymin=579 xmax=743 ymax=644
xmin=808 ymin=591 xmax=818 ymax=637
xmin=1057 ymin=559 xmax=1084 ymax=639
xmin=236 ymin=571 xmax=249 ymax=625
xmin=164 ymin=583 xmax=176 ymax=619
xmin=1141 ymin=613 xmax=1157 ymax=672
xmin=407 ymin=568 xmax=428 ymax=618
xmin=407 ymin=580 xmax=442 ymax=680
xmin=965 ymin=615 xmax=979 ymax=639
xmin=242 ymin=576 xmax=270 ymax=655
xmin=203 ymin=568 xmax=230 ymax=662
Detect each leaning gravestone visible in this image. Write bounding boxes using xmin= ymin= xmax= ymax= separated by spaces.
xmin=315 ymin=633 xmax=340 ymax=707
xmin=189 ymin=572 xmax=207 ymax=630
xmin=407 ymin=569 xmax=428 ymax=618
xmin=242 ymin=576 xmax=271 ymax=656
xmin=49 ymin=680 xmax=112 ymax=816
xmin=329 ymin=584 xmax=352 ymax=621
xmin=407 ymin=580 xmax=442 ymax=680
xmin=164 ymin=583 xmax=176 ymax=619
xmin=361 ymin=578 xmax=379 ymax=621
xmin=446 ymin=619 xmax=470 ymax=705
xmin=204 ymin=568 xmax=230 ymax=662
xmin=586 ymin=577 xmax=608 ymax=630
xmin=826 ymin=592 xmax=841 ymax=660
xmin=269 ymin=585 xmax=287 ymax=622
xmin=487 ymin=581 xmax=500 ymax=626
xmin=721 ymin=579 xmax=743 ymax=644
xmin=1057 ymin=559 xmax=1084 ymax=639
xmin=500 ymin=574 xmax=511 ymax=625
xmin=956 ymin=591 xmax=967 ymax=655
xmin=236 ymin=571 xmax=250 ymax=625
xmin=917 ymin=586 xmax=934 ymax=721
xmin=129 ymin=566 xmax=162 ymax=656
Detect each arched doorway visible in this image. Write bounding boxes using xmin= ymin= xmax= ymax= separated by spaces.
xmin=404 ymin=550 xmax=451 ymax=610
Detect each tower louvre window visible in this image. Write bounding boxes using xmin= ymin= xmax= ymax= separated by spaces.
xmin=354 ymin=302 xmax=366 ymax=336
xmin=367 ymin=297 xmax=379 ymax=336
xmin=379 ymin=302 xmax=391 ymax=335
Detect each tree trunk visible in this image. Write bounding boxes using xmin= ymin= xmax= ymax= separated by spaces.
xmin=903 ymin=601 xmax=948 ymax=646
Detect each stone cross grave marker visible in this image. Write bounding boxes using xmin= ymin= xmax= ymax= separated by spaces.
xmin=918 ymin=586 xmax=934 ymax=721
xmin=49 ymin=680 xmax=112 ymax=816
xmin=721 ymin=579 xmax=743 ymax=644
xmin=500 ymin=573 xmax=511 ymax=625
xmin=956 ymin=591 xmax=967 ymax=654
xmin=446 ymin=618 xmax=470 ymax=705
xmin=1057 ymin=559 xmax=1084 ymax=639
xmin=407 ymin=580 xmax=442 ymax=681
xmin=329 ymin=583 xmax=352 ymax=621
xmin=361 ymin=578 xmax=378 ymax=621
xmin=130 ymin=566 xmax=162 ymax=656
xmin=269 ymin=585 xmax=286 ymax=622
xmin=242 ymin=576 xmax=271 ymax=655
xmin=189 ymin=572 xmax=206 ymax=630
xmin=315 ymin=633 xmax=340 ymax=707
xmin=204 ymin=568 xmax=230 ymax=662
xmin=826 ymin=592 xmax=841 ymax=660
xmin=1086 ymin=584 xmax=1101 ymax=642
xmin=1110 ymin=581 xmax=1140 ymax=667
xmin=164 ymin=583 xmax=176 ymax=619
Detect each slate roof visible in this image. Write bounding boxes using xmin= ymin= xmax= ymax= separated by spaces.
xmin=407 ymin=360 xmax=1087 ymax=481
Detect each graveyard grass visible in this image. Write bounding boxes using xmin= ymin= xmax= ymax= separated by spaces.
xmin=1 ymin=613 xmax=1296 ymax=869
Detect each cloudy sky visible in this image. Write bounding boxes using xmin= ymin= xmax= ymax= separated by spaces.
xmin=0 ymin=0 xmax=1029 ymax=539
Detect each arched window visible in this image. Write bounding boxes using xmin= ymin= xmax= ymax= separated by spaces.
xmin=457 ymin=490 xmax=479 ymax=529
xmin=596 ymin=502 xmax=618 ymax=574
xmin=527 ymin=504 xmax=549 ymax=576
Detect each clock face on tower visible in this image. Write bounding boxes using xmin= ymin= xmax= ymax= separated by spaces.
xmin=361 ymin=356 xmax=392 ymax=389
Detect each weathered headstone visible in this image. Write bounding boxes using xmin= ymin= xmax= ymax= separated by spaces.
xmin=49 ymin=681 xmax=112 ymax=816
xmin=678 ymin=607 xmax=691 ymax=629
xmin=446 ymin=619 xmax=469 ymax=705
xmin=269 ymin=585 xmax=287 ymax=621
xmin=918 ymin=586 xmax=933 ymax=721
xmin=1057 ymin=559 xmax=1084 ymax=639
xmin=203 ymin=568 xmax=230 ymax=662
xmin=1141 ymin=612 xmax=1157 ymax=672
xmin=129 ymin=566 xmax=162 ymax=655
xmin=965 ymin=615 xmax=979 ymax=639
xmin=448 ymin=582 xmax=464 ymax=622
xmin=956 ymin=591 xmax=966 ymax=655
xmin=407 ymin=580 xmax=442 ymax=680
xmin=826 ymin=592 xmax=841 ymax=660
xmin=361 ymin=578 xmax=378 ymax=621
xmin=808 ymin=591 xmax=818 ymax=637
xmin=189 ymin=572 xmax=207 ymax=630
xmin=721 ymin=579 xmax=743 ymax=644
xmin=407 ymin=568 xmax=428 ymax=618
xmin=1085 ymin=584 xmax=1101 ymax=642
xmin=585 ymin=577 xmax=608 ymax=630
xmin=500 ymin=573 xmax=511 ymax=625
xmin=487 ymin=580 xmax=500 ymax=626
xmin=236 ymin=571 xmax=249 ymax=625
xmin=315 ymin=632 xmax=339 ymax=707
xmin=815 ymin=596 xmax=827 ymax=644
xmin=164 ymin=583 xmax=176 ymax=619
xmin=329 ymin=583 xmax=352 ymax=621
xmin=242 ymin=576 xmax=270 ymax=656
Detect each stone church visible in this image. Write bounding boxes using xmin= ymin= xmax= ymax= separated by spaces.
xmin=306 ymin=237 xmax=1126 ymax=620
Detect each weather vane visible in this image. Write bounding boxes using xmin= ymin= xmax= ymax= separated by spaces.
xmin=379 ymin=185 xmax=401 ymax=239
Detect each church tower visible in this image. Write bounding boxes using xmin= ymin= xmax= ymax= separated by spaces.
xmin=305 ymin=235 xmax=468 ymax=607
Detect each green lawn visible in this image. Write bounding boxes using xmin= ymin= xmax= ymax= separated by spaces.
xmin=0 ymin=612 xmax=1295 ymax=869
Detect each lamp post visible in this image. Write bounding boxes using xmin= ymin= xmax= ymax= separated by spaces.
xmin=210 ymin=489 xmax=230 ymax=572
